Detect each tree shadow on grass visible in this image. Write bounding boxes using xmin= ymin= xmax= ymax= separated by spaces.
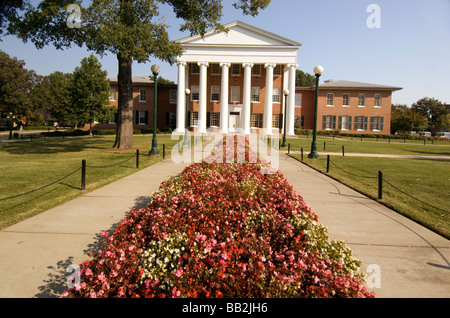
xmin=0 ymin=136 xmax=113 ymax=155
xmin=34 ymin=195 xmax=154 ymax=298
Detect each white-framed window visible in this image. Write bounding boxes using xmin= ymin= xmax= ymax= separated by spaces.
xmin=355 ymin=116 xmax=368 ymax=131
xmin=358 ymin=94 xmax=366 ymax=107
xmin=273 ymin=65 xmax=282 ymax=76
xmin=295 ymin=93 xmax=302 ymax=107
xmin=251 ymin=87 xmax=260 ymax=102
xmin=211 ymin=86 xmax=220 ymax=102
xmin=322 ymin=115 xmax=336 ymax=130
xmin=326 ymin=93 xmax=334 ymax=106
xmin=374 ymin=94 xmax=382 ymax=107
xmin=370 ymin=116 xmax=384 ymax=131
xmin=251 ymin=113 xmax=263 ymax=128
xmin=190 ymin=112 xmax=199 ymax=126
xmin=191 ymin=63 xmax=200 ymax=74
xmin=170 ymin=90 xmax=177 ymax=104
xmin=231 ymin=64 xmax=241 ymax=75
xmin=136 ymin=110 xmax=148 ymax=125
xmin=252 ymin=64 xmax=261 ymax=76
xmin=139 ymin=89 xmax=146 ymax=102
xmin=211 ymin=63 xmax=220 ymax=75
xmin=210 ymin=112 xmax=220 ymax=127
xmin=272 ymin=88 xmax=281 ymax=103
xmin=191 ymin=85 xmax=199 ymax=101
xmin=272 ymin=114 xmax=281 ymax=128
xmin=231 ymin=86 xmax=240 ymax=102
xmin=338 ymin=115 xmax=352 ymax=131
xmin=109 ymin=88 xmax=116 ymax=101
xmin=342 ymin=93 xmax=350 ymax=107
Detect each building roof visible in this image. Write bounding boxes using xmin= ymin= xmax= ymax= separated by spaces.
xmin=316 ymin=80 xmax=402 ymax=91
xmin=177 ymin=20 xmax=302 ymax=48
xmin=108 ymin=76 xmax=154 ymax=84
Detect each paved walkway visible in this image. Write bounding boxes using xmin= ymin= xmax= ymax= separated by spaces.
xmin=0 ymin=153 xmax=449 ymax=298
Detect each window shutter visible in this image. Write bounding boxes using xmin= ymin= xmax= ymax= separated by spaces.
xmin=279 ymin=114 xmax=283 ymax=129
xmin=348 ymin=116 xmax=352 ymax=130
xmin=338 ymin=116 xmax=342 ymax=130
xmin=380 ymin=117 xmax=384 ymax=131
xmin=207 ymin=112 xmax=211 ymax=127
xmin=370 ymin=117 xmax=374 ymax=131
xmin=364 ymin=116 xmax=368 ymax=131
xmin=332 ymin=116 xmax=337 ymax=130
xmin=135 ymin=111 xmax=139 ymax=125
xmin=322 ymin=116 xmax=326 ymax=130
xmin=259 ymin=114 xmax=263 ymax=128
xmin=144 ymin=111 xmax=149 ymax=125
xmin=187 ymin=111 xmax=191 ymax=127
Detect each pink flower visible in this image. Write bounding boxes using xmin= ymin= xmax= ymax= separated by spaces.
xmin=175 ymin=269 xmax=183 ymax=278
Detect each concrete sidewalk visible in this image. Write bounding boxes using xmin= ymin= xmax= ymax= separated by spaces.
xmin=278 ymin=154 xmax=450 ymax=298
xmin=0 ymin=152 xmax=449 ymax=298
xmin=0 ymin=158 xmax=190 ymax=298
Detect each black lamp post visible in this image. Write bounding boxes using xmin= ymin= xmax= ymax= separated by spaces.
xmin=149 ymin=64 xmax=160 ymax=155
xmin=183 ymin=88 xmax=190 ymax=147
xmin=281 ymin=89 xmax=289 ymax=147
xmin=308 ymin=65 xmax=323 ymax=159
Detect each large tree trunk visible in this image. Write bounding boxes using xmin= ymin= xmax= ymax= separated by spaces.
xmin=113 ymin=53 xmax=134 ymax=149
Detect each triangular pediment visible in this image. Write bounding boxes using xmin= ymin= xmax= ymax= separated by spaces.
xmin=178 ymin=21 xmax=301 ymax=47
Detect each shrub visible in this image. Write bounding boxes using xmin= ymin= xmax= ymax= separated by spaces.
xmin=62 ymin=136 xmax=375 ymax=298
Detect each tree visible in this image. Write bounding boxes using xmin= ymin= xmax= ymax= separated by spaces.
xmin=411 ymin=97 xmax=448 ymax=135
xmin=71 ymin=54 xmax=111 ymax=135
xmin=31 ymin=71 xmax=73 ymax=123
xmin=10 ymin=0 xmax=271 ymax=149
xmin=0 ymin=50 xmax=39 ymax=120
xmin=390 ymin=104 xmax=427 ymax=134
xmin=296 ymin=69 xmax=316 ymax=87
xmin=0 ymin=0 xmax=25 ymax=39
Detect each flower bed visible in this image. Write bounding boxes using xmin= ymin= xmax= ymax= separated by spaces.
xmin=62 ymin=136 xmax=375 ymax=298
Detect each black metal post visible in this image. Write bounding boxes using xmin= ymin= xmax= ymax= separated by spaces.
xmin=378 ymin=171 xmax=383 ymax=200
xmin=81 ymin=159 xmax=86 ymax=190
xmin=308 ymin=73 xmax=321 ymax=159
xmin=136 ymin=149 xmax=140 ymax=169
xmin=149 ymin=70 xmax=160 ymax=155
xmin=326 ymin=155 xmax=330 ymax=173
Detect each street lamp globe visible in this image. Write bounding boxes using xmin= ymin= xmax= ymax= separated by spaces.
xmin=151 ymin=64 xmax=160 ymax=75
xmin=185 ymin=88 xmax=191 ymax=95
xmin=283 ymin=89 xmax=289 ymax=96
xmin=314 ymin=65 xmax=324 ymax=76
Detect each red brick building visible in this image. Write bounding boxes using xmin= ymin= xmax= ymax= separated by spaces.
xmin=296 ymin=80 xmax=402 ymax=135
xmin=98 ymin=21 xmax=402 ymax=136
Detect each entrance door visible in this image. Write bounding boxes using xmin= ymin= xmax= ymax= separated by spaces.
xmin=229 ymin=112 xmax=240 ymax=133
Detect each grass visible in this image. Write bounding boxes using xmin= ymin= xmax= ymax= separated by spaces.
xmin=0 ymin=134 xmax=186 ymax=230
xmin=284 ymin=135 xmax=450 ymax=157
xmin=289 ymin=153 xmax=450 ymax=239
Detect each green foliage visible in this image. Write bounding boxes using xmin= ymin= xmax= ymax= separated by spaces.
xmin=296 ymin=69 xmax=316 ymax=87
xmin=0 ymin=50 xmax=40 ymax=119
xmin=412 ymin=97 xmax=448 ymax=135
xmin=391 ymin=104 xmax=428 ymax=134
xmin=70 ymin=54 xmax=111 ymax=126
xmin=31 ymin=71 xmax=73 ymax=123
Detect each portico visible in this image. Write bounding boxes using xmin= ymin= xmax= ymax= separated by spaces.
xmin=173 ymin=21 xmax=301 ymax=136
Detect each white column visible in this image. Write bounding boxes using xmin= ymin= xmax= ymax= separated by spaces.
xmin=287 ymin=64 xmax=298 ymax=136
xmin=219 ymin=62 xmax=230 ymax=134
xmin=174 ymin=61 xmax=186 ymax=134
xmin=264 ymin=63 xmax=276 ymax=135
xmin=197 ymin=62 xmax=209 ymax=133
xmin=242 ymin=63 xmax=253 ymax=135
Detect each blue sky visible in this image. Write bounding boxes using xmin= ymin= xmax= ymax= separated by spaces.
xmin=1 ymin=0 xmax=449 ymax=106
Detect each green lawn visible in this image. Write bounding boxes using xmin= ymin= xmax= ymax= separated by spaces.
xmin=289 ymin=153 xmax=450 ymax=239
xmin=0 ymin=134 xmax=184 ymax=229
xmin=284 ymin=135 xmax=450 ymax=157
